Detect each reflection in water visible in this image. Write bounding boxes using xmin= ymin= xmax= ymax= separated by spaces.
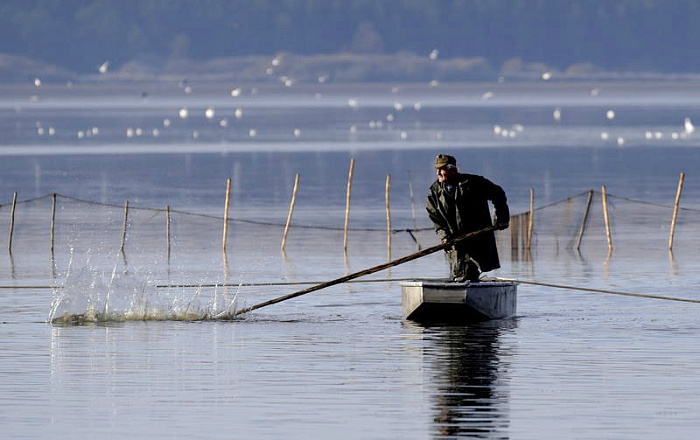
xmin=424 ymin=321 xmax=515 ymax=439
xmin=668 ymin=250 xmax=680 ymax=277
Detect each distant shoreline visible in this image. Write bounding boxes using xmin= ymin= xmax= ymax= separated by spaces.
xmin=4 ymin=52 xmax=700 ymax=85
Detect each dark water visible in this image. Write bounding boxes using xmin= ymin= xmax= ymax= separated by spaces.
xmin=1 ymin=82 xmax=700 ymax=439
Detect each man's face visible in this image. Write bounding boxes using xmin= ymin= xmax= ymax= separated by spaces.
xmin=436 ymin=166 xmax=457 ymax=183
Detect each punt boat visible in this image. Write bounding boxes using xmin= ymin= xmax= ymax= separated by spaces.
xmin=401 ymin=280 xmax=517 ymax=324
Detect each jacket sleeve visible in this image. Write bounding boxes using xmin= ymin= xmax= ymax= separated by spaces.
xmin=426 ymin=187 xmax=449 ymax=241
xmin=483 ymin=178 xmax=510 ymax=224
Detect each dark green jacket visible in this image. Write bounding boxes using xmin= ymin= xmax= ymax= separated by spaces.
xmin=426 ymin=173 xmax=509 ymax=272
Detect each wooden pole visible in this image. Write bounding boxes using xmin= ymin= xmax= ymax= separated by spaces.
xmin=668 ymin=172 xmax=685 ymax=251
xmin=8 ymin=192 xmax=17 ymax=253
xmin=222 ymin=178 xmax=231 ymax=252
xmin=576 ymin=190 xmax=594 ymax=251
xmin=385 ymin=174 xmax=392 ymax=258
xmin=50 ymin=193 xmax=57 ymax=253
xmin=343 ymin=158 xmax=355 ymax=253
xmin=233 ymin=225 xmax=498 ymax=317
xmin=526 ymin=189 xmax=535 ymax=251
xmin=511 ymin=214 xmax=520 ymax=250
xmin=407 ymin=170 xmax=417 ymax=231
xmin=406 ymin=170 xmax=421 ymax=250
xmin=281 ymin=173 xmax=300 ymax=252
xmin=119 ymin=200 xmax=129 ymax=253
xmin=602 ymin=186 xmax=613 ymax=253
xmin=166 ymin=205 xmax=171 ymax=259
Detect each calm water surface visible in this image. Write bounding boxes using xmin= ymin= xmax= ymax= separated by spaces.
xmin=1 ymin=83 xmax=700 ymax=439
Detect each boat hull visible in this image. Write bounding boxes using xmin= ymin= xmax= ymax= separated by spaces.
xmin=401 ymin=280 xmax=517 ymax=323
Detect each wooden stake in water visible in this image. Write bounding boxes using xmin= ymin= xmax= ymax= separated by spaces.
xmin=385 ymin=174 xmax=392 ymax=258
xmin=281 ymin=173 xmax=300 ymax=252
xmin=526 ymin=189 xmax=535 ymax=251
xmin=406 ymin=170 xmax=421 ymax=250
xmin=407 ymin=170 xmax=417 ymax=231
xmin=343 ymin=158 xmax=355 ymax=253
xmin=576 ymin=190 xmax=594 ymax=251
xmin=8 ymin=192 xmax=17 ymax=253
xmin=222 ymin=178 xmax=232 ymax=252
xmin=601 ymin=186 xmax=613 ymax=253
xmin=50 ymin=193 xmax=57 ymax=254
xmin=166 ymin=205 xmax=171 ymax=259
xmin=668 ymin=172 xmax=685 ymax=251
xmin=511 ymin=214 xmax=520 ymax=250
xmin=120 ymin=200 xmax=129 ymax=253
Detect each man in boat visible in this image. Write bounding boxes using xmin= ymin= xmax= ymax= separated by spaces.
xmin=426 ymin=154 xmax=510 ymax=282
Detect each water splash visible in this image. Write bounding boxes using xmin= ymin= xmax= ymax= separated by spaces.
xmin=49 ymin=256 xmax=241 ymax=324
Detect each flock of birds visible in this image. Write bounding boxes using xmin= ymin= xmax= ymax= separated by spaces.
xmin=26 ymin=51 xmax=697 ymax=146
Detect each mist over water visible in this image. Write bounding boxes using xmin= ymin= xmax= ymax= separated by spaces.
xmin=1 ymin=83 xmax=700 ymax=439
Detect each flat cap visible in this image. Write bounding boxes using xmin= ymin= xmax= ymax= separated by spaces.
xmin=434 ymin=154 xmax=457 ymax=168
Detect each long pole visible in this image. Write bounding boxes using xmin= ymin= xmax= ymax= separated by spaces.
xmin=385 ymin=174 xmax=392 ymax=258
xmin=668 ymin=172 xmax=685 ymax=251
xmin=576 ymin=190 xmax=594 ymax=251
xmin=8 ymin=192 xmax=17 ymax=253
xmin=281 ymin=173 xmax=300 ymax=252
xmin=232 ymin=225 xmax=497 ymax=317
xmin=222 ymin=178 xmax=231 ymax=252
xmin=119 ymin=200 xmax=129 ymax=253
xmin=343 ymin=158 xmax=355 ymax=253
xmin=602 ymin=186 xmax=613 ymax=253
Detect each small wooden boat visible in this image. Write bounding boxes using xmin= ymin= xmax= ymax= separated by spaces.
xmin=401 ymin=280 xmax=517 ymax=324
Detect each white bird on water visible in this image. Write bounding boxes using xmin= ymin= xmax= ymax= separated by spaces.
xmin=553 ymin=108 xmax=562 ymax=122
xmin=684 ymin=117 xmax=695 ymax=134
xmin=98 ymin=61 xmax=109 ymax=74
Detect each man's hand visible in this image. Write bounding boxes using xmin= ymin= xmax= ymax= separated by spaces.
xmin=496 ymin=222 xmax=509 ymax=230
xmin=441 ymin=238 xmax=455 ymax=253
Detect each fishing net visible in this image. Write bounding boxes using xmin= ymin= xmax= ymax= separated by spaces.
xmin=1 ymin=187 xmax=697 ymax=323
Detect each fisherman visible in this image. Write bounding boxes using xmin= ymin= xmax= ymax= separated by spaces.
xmin=426 ymin=154 xmax=510 ymax=282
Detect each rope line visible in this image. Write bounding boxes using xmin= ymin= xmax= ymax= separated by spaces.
xmin=607 ymin=192 xmax=700 ymax=212
xmin=55 ymin=193 xmax=429 ymax=232
xmin=0 ymin=277 xmax=431 ymax=291
xmin=5 ymin=276 xmax=699 ymax=306
xmin=532 ymin=190 xmax=592 ymax=211
xmin=496 ymin=277 xmax=700 ymax=304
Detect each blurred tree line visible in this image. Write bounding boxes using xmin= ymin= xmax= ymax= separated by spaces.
xmin=0 ymin=0 xmax=696 ymax=73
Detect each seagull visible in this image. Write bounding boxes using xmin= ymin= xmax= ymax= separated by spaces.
xmin=98 ymin=61 xmax=109 ymax=74
xmin=684 ymin=117 xmax=695 ymax=134
xmin=553 ymin=108 xmax=562 ymax=121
